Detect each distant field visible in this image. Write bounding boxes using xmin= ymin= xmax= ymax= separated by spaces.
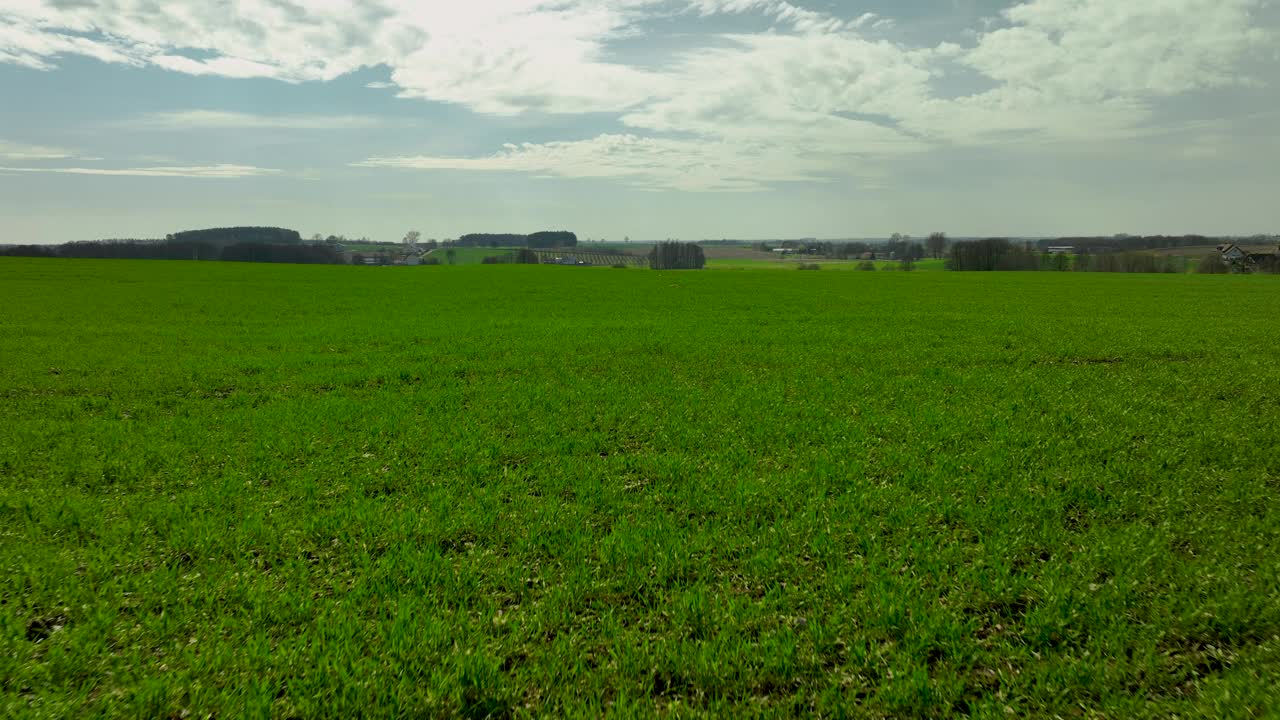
xmin=421 ymin=246 xmax=516 ymax=264
xmin=707 ymin=258 xmax=948 ymax=271
xmin=2 ymin=259 xmax=1278 ymax=717
xmin=342 ymin=243 xmax=403 ymax=254
xmin=701 ymin=246 xmax=777 ymax=261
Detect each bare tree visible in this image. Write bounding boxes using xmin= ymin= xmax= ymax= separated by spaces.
xmin=927 ymin=232 xmax=947 ymax=259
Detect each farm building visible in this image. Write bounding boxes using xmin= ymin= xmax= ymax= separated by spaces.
xmin=1218 ymin=244 xmax=1249 ymax=263
xmin=1215 ymin=243 xmax=1280 ymax=272
xmin=1047 ymin=246 xmax=1075 ymax=255
xmin=1246 ymin=245 xmax=1280 ymax=263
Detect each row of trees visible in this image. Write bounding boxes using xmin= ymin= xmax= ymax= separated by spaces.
xmin=1078 ymin=253 xmax=1185 ymax=273
xmin=1 ymin=228 xmax=343 ymax=264
xmin=3 ymin=240 xmax=205 ymax=260
xmin=945 ymin=239 xmax=1280 ymax=274
xmin=220 ymin=243 xmax=342 ymax=264
xmin=479 ymin=248 xmax=543 ymax=265
xmin=455 ymin=231 xmax=578 ymax=249
xmin=946 ymin=239 xmax=1039 ymax=271
xmin=1 ymin=238 xmax=342 ymax=264
xmin=648 ymin=242 xmax=706 ymax=270
xmin=1038 ymin=235 xmax=1212 ymax=254
xmin=749 ymin=232 xmax=947 ymax=261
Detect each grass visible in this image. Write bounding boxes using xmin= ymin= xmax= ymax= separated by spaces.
xmin=422 ymin=247 xmax=519 ymax=265
xmin=2 ymin=259 xmax=1278 ymax=718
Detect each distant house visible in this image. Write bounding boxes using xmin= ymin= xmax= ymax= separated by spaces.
xmin=772 ymin=248 xmax=794 ymax=255
xmin=1047 ymin=246 xmax=1075 ymax=255
xmin=1218 ymin=244 xmax=1249 ymax=263
xmin=1217 ymin=243 xmax=1279 ymax=272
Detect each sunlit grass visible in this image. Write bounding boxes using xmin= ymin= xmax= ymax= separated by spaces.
xmin=2 ymin=259 xmax=1277 ymax=717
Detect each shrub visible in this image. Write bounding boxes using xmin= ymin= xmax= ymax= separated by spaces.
xmin=514 ymin=248 xmax=540 ymax=265
xmin=1196 ymin=253 xmax=1228 ymax=274
xmin=857 ymin=260 xmax=877 ymax=271
xmin=798 ymin=263 xmax=821 ymax=271
xmin=899 ymin=257 xmax=915 ymax=271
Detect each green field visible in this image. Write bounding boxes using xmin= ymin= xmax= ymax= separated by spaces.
xmin=2 ymin=259 xmax=1278 ymax=718
xmin=423 ymin=247 xmax=517 ymax=265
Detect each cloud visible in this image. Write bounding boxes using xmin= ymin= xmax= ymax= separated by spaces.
xmin=365 ymin=81 xmax=396 ymax=89
xmin=129 ymin=110 xmax=391 ymax=130
xmin=0 ymin=138 xmax=77 ymax=160
xmin=0 ymin=15 xmax=148 ymax=70
xmin=683 ymin=0 xmax=851 ymax=33
xmin=1 ymin=0 xmax=1274 ymax=190
xmin=966 ymin=0 xmax=1270 ymax=100
xmin=355 ymin=133 xmax=890 ymax=192
xmin=0 ymin=164 xmax=280 ymax=178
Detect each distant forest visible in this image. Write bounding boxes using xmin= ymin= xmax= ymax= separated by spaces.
xmin=0 ymin=226 xmax=581 ymax=265
xmin=168 ymin=227 xmax=302 ymax=246
xmin=1 ymin=227 xmax=340 ymax=264
xmin=455 ymin=231 xmax=577 ymax=248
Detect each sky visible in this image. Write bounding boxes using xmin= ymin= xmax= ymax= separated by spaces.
xmin=1 ymin=0 xmax=1278 ymax=243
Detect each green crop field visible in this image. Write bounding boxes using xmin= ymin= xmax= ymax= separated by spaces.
xmin=423 ymin=247 xmax=518 ymax=265
xmin=2 ymin=259 xmax=1278 ymax=718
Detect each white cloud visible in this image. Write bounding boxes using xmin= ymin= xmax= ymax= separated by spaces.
xmin=130 ymin=110 xmax=391 ymax=130
xmin=851 ymin=13 xmax=878 ymax=29
xmin=356 ymin=133 xmax=874 ymax=191
xmin=683 ymin=0 xmax=850 ymax=33
xmin=0 ymin=15 xmax=148 ymax=70
xmin=623 ymin=33 xmax=935 ymax=143
xmin=1 ymin=0 xmax=1274 ymax=190
xmin=0 ymin=138 xmax=77 ymax=160
xmin=0 ymin=164 xmax=280 ymax=178
xmin=966 ymin=0 xmax=1270 ymax=100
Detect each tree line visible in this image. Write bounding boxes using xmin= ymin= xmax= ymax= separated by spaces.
xmin=168 ymin=227 xmax=302 ymax=246
xmin=649 ymin=241 xmax=706 ymax=270
xmin=454 ymin=231 xmax=578 ymax=249
xmin=752 ymin=233 xmax=943 ymax=261
xmin=945 ymin=238 xmax=1278 ymax=274
xmin=1037 ymin=235 xmax=1213 ymax=254
xmin=1 ymin=227 xmax=341 ymax=264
